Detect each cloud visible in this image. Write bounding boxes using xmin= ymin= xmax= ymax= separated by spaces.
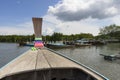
xmin=1 ymin=14 xmax=120 ymax=36
xmin=0 ymin=21 xmax=34 ymax=35
xmin=1 ymin=15 xmax=120 ymax=36
xmin=42 ymin=13 xmax=120 ymax=36
xmin=1 ymin=0 xmax=120 ymax=36
xmin=48 ymin=0 xmax=120 ymax=21
xmin=0 ymin=15 xmax=63 ymax=36
xmin=42 ymin=14 xmax=100 ymax=36
xmin=42 ymin=14 xmax=62 ymax=35
xmin=110 ymin=15 xmax=120 ymax=25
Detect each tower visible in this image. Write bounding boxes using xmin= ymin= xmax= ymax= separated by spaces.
xmin=32 ymin=17 xmax=44 ymax=48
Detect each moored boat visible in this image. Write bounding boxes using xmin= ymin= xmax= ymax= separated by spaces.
xmin=46 ymin=43 xmax=74 ymax=49
xmin=74 ymin=39 xmax=91 ymax=47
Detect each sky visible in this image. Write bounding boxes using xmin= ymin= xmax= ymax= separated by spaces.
xmin=0 ymin=0 xmax=120 ymax=36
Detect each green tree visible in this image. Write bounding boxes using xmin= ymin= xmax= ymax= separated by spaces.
xmin=98 ymin=24 xmax=120 ymax=40
xmin=99 ymin=24 xmax=120 ymax=35
xmin=51 ymin=32 xmax=63 ymax=42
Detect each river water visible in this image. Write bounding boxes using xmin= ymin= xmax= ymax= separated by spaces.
xmin=53 ymin=43 xmax=120 ymax=80
xmin=0 ymin=43 xmax=30 ymax=68
xmin=0 ymin=43 xmax=120 ymax=80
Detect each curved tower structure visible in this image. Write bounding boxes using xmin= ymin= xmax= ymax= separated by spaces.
xmin=32 ymin=17 xmax=44 ymax=48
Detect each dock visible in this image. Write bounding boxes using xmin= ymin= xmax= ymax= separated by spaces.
xmin=0 ymin=48 xmax=108 ymax=80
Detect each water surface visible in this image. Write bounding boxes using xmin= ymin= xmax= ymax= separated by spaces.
xmin=53 ymin=43 xmax=120 ymax=80
xmin=0 ymin=43 xmax=120 ymax=80
xmin=0 ymin=43 xmax=30 ymax=68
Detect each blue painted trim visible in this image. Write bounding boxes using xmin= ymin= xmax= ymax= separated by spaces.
xmin=46 ymin=47 xmax=109 ymax=80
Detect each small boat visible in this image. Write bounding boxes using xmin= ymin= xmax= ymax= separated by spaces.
xmin=46 ymin=43 xmax=74 ymax=49
xmin=100 ymin=53 xmax=120 ymax=61
xmin=90 ymin=40 xmax=107 ymax=45
xmin=19 ymin=42 xmax=34 ymax=47
xmin=74 ymin=39 xmax=91 ymax=47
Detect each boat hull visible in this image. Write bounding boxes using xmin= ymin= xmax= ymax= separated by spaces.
xmin=0 ymin=48 xmax=108 ymax=80
xmin=1 ymin=68 xmax=97 ymax=80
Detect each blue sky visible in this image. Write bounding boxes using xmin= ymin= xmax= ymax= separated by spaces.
xmin=0 ymin=0 xmax=120 ymax=35
xmin=0 ymin=0 xmax=59 ymax=25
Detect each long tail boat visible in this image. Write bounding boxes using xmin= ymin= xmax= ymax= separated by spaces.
xmin=0 ymin=18 xmax=109 ymax=80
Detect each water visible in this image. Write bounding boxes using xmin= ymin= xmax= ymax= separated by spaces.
xmin=0 ymin=43 xmax=30 ymax=68
xmin=53 ymin=43 xmax=120 ymax=80
xmin=0 ymin=43 xmax=120 ymax=80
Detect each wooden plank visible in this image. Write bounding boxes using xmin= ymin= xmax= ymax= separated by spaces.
xmin=42 ymin=49 xmax=104 ymax=80
xmin=0 ymin=48 xmax=105 ymax=80
xmin=36 ymin=49 xmax=50 ymax=69
xmin=0 ymin=50 xmax=37 ymax=79
xmin=42 ymin=49 xmax=82 ymax=68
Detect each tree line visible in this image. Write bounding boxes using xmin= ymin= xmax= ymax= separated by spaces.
xmin=0 ymin=35 xmax=35 ymax=43
xmin=0 ymin=33 xmax=94 ymax=43
xmin=96 ymin=24 xmax=120 ymax=40
xmin=0 ymin=24 xmax=120 ymax=43
xmin=43 ymin=33 xmax=94 ymax=43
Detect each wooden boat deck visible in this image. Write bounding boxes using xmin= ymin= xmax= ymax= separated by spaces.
xmin=0 ymin=48 xmax=107 ymax=80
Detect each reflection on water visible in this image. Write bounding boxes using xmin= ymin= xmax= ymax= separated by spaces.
xmin=54 ymin=43 xmax=120 ymax=80
xmin=0 ymin=43 xmax=30 ymax=68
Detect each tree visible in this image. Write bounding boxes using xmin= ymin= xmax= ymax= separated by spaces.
xmin=99 ymin=24 xmax=120 ymax=35
xmin=98 ymin=24 xmax=120 ymax=40
xmin=51 ymin=32 xmax=63 ymax=42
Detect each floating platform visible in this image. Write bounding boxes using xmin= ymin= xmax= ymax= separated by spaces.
xmin=0 ymin=48 xmax=108 ymax=80
xmin=100 ymin=54 xmax=120 ymax=61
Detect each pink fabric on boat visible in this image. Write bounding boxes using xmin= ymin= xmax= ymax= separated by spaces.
xmin=34 ymin=42 xmax=44 ymax=48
